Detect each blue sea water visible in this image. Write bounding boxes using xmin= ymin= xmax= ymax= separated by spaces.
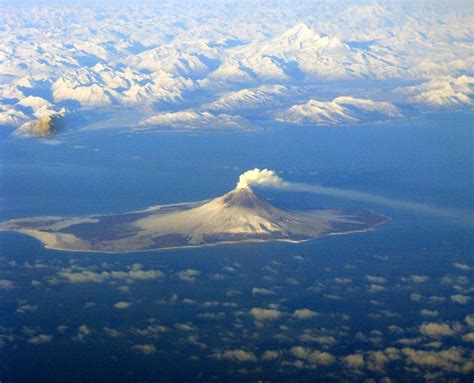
xmin=0 ymin=112 xmax=473 ymax=382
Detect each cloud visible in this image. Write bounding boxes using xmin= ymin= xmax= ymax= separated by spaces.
xmin=176 ymin=269 xmax=200 ymax=282
xmin=365 ymin=275 xmax=387 ymax=284
xmin=252 ymin=287 xmax=275 ymax=295
xmin=402 ymin=347 xmax=474 ymax=373
xmin=453 ymin=262 xmax=472 ymax=271
xmin=175 ymin=322 xmax=198 ymax=332
xmin=420 ymin=309 xmax=439 ymax=317
xmin=462 ymin=332 xmax=474 ymax=342
xmin=420 ymin=323 xmax=455 ymax=338
xmin=0 ymin=279 xmax=14 ymax=290
xmin=132 ymin=325 xmax=168 ymax=336
xmin=49 ymin=267 xmax=165 ymax=284
xmin=236 ymin=168 xmax=287 ymax=190
xmin=293 ymin=309 xmax=318 ymax=319
xmin=466 ymin=315 xmax=474 ymax=327
xmin=132 ymin=344 xmax=157 ymax=355
xmin=451 ymin=294 xmax=471 ymax=304
xmin=368 ymin=284 xmax=385 ymax=293
xmin=114 ymin=301 xmax=132 ymax=309
xmin=103 ymin=327 xmax=122 ymax=337
xmin=28 ymin=334 xmax=53 ymax=344
xmin=235 ymin=168 xmax=474 ymax=227
xmin=16 ymin=303 xmax=38 ymax=314
xmin=343 ymin=353 xmax=365 ymax=368
xmin=250 ymin=307 xmax=283 ymax=321
xmin=405 ymin=275 xmax=430 ymax=283
xmin=212 ymin=349 xmax=258 ymax=362
xmin=73 ymin=324 xmax=92 ymax=342
xmin=290 ymin=346 xmax=335 ymax=365
xmin=261 ymin=350 xmax=280 ymax=360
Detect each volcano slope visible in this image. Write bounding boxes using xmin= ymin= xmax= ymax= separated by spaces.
xmin=0 ymin=187 xmax=388 ymax=253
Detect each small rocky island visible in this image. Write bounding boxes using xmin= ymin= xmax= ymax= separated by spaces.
xmin=0 ymin=187 xmax=388 ymax=253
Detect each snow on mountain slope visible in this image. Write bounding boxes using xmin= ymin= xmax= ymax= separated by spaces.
xmin=400 ymin=76 xmax=474 ymax=108
xmin=52 ymin=64 xmax=195 ymax=107
xmin=125 ymin=46 xmax=213 ymax=79
xmin=0 ymin=185 xmax=388 ymax=251
xmin=205 ymin=85 xmax=290 ymax=111
xmin=17 ymin=96 xmax=52 ymax=112
xmin=209 ymin=23 xmax=404 ymax=83
xmin=0 ymin=1 xmax=471 ymax=136
xmin=140 ymin=110 xmax=255 ymax=131
xmin=277 ymin=97 xmax=402 ymax=125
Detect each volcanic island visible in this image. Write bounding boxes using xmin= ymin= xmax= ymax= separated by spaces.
xmin=0 ymin=186 xmax=388 ymax=253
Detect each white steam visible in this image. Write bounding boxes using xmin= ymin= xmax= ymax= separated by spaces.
xmin=236 ymin=168 xmax=288 ymax=190
xmin=236 ymin=168 xmax=474 ymax=227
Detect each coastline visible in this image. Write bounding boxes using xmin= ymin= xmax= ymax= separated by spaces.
xmin=0 ymin=213 xmax=390 ymax=254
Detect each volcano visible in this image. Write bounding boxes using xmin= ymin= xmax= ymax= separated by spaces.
xmin=0 ymin=187 xmax=387 ymax=253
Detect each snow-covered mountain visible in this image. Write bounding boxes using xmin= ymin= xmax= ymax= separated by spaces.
xmin=208 ymin=23 xmax=405 ymax=83
xmin=140 ymin=110 xmax=256 ymax=131
xmin=0 ymin=186 xmax=388 ymax=252
xmin=277 ymin=97 xmax=402 ymax=125
xmin=399 ymin=76 xmax=474 ymax=108
xmin=204 ymin=85 xmax=291 ymax=111
xmin=0 ymin=1 xmax=471 ymax=137
xmin=51 ymin=64 xmax=195 ymax=107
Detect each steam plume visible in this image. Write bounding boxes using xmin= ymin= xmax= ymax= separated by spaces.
xmin=237 ymin=168 xmax=474 ymax=227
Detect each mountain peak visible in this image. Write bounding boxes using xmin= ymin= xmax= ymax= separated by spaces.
xmin=220 ymin=187 xmax=264 ymax=209
xmin=280 ymin=23 xmax=323 ymax=42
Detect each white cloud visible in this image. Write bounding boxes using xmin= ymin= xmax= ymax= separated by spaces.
xmin=175 ymin=322 xmax=198 ymax=332
xmin=114 ymin=301 xmax=132 ymax=309
xmin=366 ymin=275 xmax=387 ymax=284
xmin=28 ymin=334 xmax=53 ymax=344
xmin=176 ymin=269 xmax=200 ymax=282
xmin=343 ymin=353 xmax=365 ymax=368
xmin=236 ymin=168 xmax=287 ymax=190
xmin=465 ymin=315 xmax=474 ymax=327
xmin=293 ymin=309 xmax=318 ymax=319
xmin=49 ymin=267 xmax=164 ymax=284
xmin=73 ymin=324 xmax=92 ymax=342
xmin=250 ymin=307 xmax=283 ymax=321
xmin=103 ymin=327 xmax=122 ymax=337
xmin=405 ymin=275 xmax=430 ymax=283
xmin=212 ymin=349 xmax=257 ymax=362
xmin=261 ymin=350 xmax=280 ymax=360
xmin=420 ymin=322 xmax=455 ymax=338
xmin=453 ymin=262 xmax=472 ymax=271
xmin=462 ymin=332 xmax=474 ymax=342
xmin=133 ymin=325 xmax=167 ymax=336
xmin=290 ymin=346 xmax=335 ymax=365
xmin=368 ymin=284 xmax=385 ymax=293
xmin=16 ymin=303 xmax=38 ymax=314
xmin=420 ymin=309 xmax=439 ymax=317
xmin=451 ymin=294 xmax=471 ymax=304
xmin=252 ymin=287 xmax=275 ymax=295
xmin=0 ymin=279 xmax=14 ymax=290
xmin=132 ymin=344 xmax=157 ymax=355
xmin=402 ymin=347 xmax=473 ymax=373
